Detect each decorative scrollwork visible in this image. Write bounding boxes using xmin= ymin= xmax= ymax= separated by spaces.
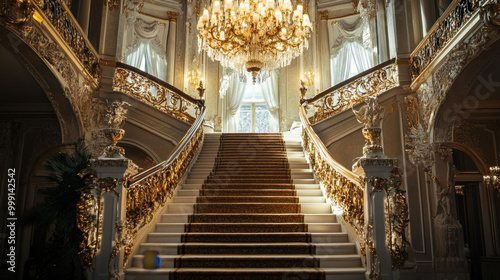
xmin=122 ymin=128 xmax=204 ymax=263
xmin=410 ymin=0 xmax=483 ymax=81
xmin=76 ymin=169 xmax=121 ymax=270
xmin=309 ymin=63 xmax=398 ymax=124
xmin=113 ymin=67 xmax=198 ymax=124
xmin=368 ymin=168 xmax=410 ymax=270
xmin=0 ymin=0 xmax=33 ymax=25
xmin=302 ymin=128 xmax=365 ymax=240
xmin=33 ymin=0 xmax=101 ymax=80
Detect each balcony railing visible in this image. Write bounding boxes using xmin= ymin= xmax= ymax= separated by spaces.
xmin=410 ymin=0 xmax=484 ymax=82
xmin=34 ymin=0 xmax=101 ymax=80
xmin=301 ymin=59 xmax=398 ymax=125
xmin=113 ymin=62 xmax=202 ymax=124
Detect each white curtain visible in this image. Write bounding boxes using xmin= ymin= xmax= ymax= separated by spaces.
xmin=124 ymin=16 xmax=169 ymax=81
xmin=328 ymin=16 xmax=376 ymax=86
xmin=223 ymin=73 xmax=247 ymax=133
xmin=260 ymin=71 xmax=279 ymax=133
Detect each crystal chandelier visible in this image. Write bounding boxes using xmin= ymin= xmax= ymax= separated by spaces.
xmin=197 ymin=0 xmax=312 ymax=83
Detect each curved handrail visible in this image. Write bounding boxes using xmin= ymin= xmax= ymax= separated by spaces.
xmin=33 ymin=0 xmax=101 ymax=80
xmin=300 ymin=105 xmax=365 ymax=235
xmin=112 ymin=62 xmax=202 ymax=124
xmin=302 ymin=59 xmax=399 ymax=125
xmin=115 ymin=62 xmax=201 ymax=106
xmin=129 ymin=105 xmax=205 ymax=185
xmin=123 ymin=100 xmax=205 ymax=263
xmin=299 ymin=106 xmax=362 ymax=186
xmin=301 ymin=58 xmax=396 ymax=105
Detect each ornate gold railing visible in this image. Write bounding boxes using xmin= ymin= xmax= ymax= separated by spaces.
xmin=302 ymin=59 xmax=398 ymax=125
xmin=410 ymin=0 xmax=484 ymax=81
xmin=34 ymin=0 xmax=101 ymax=79
xmin=113 ymin=62 xmax=201 ymax=124
xmin=123 ymin=103 xmax=206 ymax=262
xmin=0 ymin=0 xmax=101 ymax=80
xmin=299 ymin=105 xmax=365 ymax=245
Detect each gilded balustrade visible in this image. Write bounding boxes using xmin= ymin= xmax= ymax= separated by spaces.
xmin=113 ymin=65 xmax=200 ymax=124
xmin=35 ymin=0 xmax=101 ymax=79
xmin=299 ymin=106 xmax=366 ymax=245
xmin=410 ymin=0 xmax=483 ymax=81
xmin=123 ymin=105 xmax=205 ymax=262
xmin=0 ymin=0 xmax=101 ymax=80
xmin=303 ymin=59 xmax=398 ymax=125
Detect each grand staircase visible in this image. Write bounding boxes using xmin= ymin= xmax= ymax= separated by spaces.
xmin=126 ymin=133 xmax=365 ymax=280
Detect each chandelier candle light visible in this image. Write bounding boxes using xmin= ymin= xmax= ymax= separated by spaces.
xmin=197 ymin=0 xmax=312 ymax=83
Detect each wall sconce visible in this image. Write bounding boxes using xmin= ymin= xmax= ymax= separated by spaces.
xmin=484 ymin=166 xmax=500 ymax=191
xmin=187 ymin=69 xmax=205 ymax=100
xmin=301 ymin=71 xmax=315 ymax=88
xmin=187 ymin=69 xmax=202 ymax=91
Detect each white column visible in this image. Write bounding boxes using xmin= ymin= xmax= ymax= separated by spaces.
xmin=354 ymin=160 xmax=397 ymax=280
xmin=420 ymin=0 xmax=437 ymax=36
xmin=90 ymin=158 xmax=135 ymax=280
xmin=318 ymin=11 xmax=331 ymax=89
xmin=167 ymin=12 xmax=178 ymax=84
xmin=77 ymin=0 xmax=92 ymax=35
xmin=376 ymin=0 xmax=390 ymax=63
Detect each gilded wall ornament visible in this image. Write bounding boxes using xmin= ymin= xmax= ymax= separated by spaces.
xmin=0 ymin=0 xmax=33 ymax=25
xmin=367 ymin=168 xmax=410 ymax=270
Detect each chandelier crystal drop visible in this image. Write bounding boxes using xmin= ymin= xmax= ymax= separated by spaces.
xmin=197 ymin=0 xmax=312 ymax=83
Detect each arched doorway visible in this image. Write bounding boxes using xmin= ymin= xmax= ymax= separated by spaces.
xmin=453 ymin=148 xmax=499 ymax=280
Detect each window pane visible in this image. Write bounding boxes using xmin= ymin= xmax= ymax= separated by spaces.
xmin=255 ymin=104 xmax=269 ymax=133
xmin=237 ymin=104 xmax=252 ymax=133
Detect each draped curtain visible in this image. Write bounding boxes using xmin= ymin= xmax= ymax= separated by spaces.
xmin=223 ymin=73 xmax=247 ymax=133
xmin=260 ymin=71 xmax=279 ymax=133
xmin=328 ymin=16 xmax=376 ymax=86
xmin=124 ymin=17 xmax=169 ymax=81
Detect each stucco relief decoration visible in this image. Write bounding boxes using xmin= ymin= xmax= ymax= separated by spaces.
xmin=367 ymin=168 xmax=410 ymax=270
xmin=358 ymin=0 xmax=378 ymax=20
xmin=76 ymin=168 xmax=121 ymax=270
xmin=454 ymin=121 xmax=485 ymax=161
xmin=0 ymin=0 xmax=33 ymax=26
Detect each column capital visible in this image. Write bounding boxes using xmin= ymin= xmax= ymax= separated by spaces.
xmin=318 ymin=10 xmax=329 ymax=21
xmin=168 ymin=11 xmax=179 ymax=22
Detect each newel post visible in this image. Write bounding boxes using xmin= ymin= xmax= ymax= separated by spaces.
xmin=352 ymin=96 xmax=400 ymax=280
xmin=88 ymin=101 xmax=137 ymax=280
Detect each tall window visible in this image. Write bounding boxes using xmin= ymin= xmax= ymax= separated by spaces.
xmin=237 ymin=84 xmax=270 ymax=133
xmin=330 ymin=40 xmax=374 ymax=85
xmin=328 ymin=16 xmax=376 ymax=86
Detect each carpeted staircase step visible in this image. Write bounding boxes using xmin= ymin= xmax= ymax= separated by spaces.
xmin=204 ymin=178 xmax=293 ymax=184
xmin=200 ymin=183 xmax=295 ymax=189
xmin=198 ymin=189 xmax=297 ymax=196
xmin=196 ymin=196 xmax=299 ymax=203
xmin=174 ymin=255 xmax=320 ymax=268
xmin=179 ymin=233 xmax=311 ymax=243
xmin=177 ymin=243 xmax=315 ymax=255
xmin=148 ymin=232 xmax=349 ymax=243
xmin=194 ymin=203 xmax=301 ymax=213
xmin=168 ymin=268 xmax=324 ymax=280
xmin=209 ymin=170 xmax=291 ymax=175
xmin=184 ymin=223 xmax=308 ymax=233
